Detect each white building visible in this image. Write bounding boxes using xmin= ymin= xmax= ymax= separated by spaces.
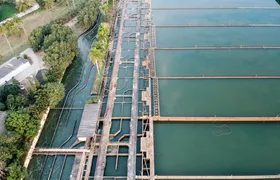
xmin=0 ymin=57 xmax=31 ymax=86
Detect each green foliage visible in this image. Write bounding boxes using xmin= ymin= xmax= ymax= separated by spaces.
xmin=43 ymin=0 xmax=55 ymax=9
xmin=89 ymin=23 xmax=110 ymax=73
xmin=41 ymin=82 xmax=65 ymax=107
xmin=87 ymin=96 xmax=99 ymax=104
xmin=29 ymin=23 xmax=78 ymax=80
xmin=52 ymin=9 xmax=78 ymax=25
xmin=4 ymin=17 xmax=24 ymax=37
xmin=43 ymin=23 xmax=76 ymax=50
xmin=28 ymin=26 xmax=44 ymax=51
xmin=31 ymin=82 xmax=65 ymax=115
xmin=16 ymin=0 xmax=35 ymax=12
xmin=5 ymin=94 xmax=27 ymax=110
xmin=0 ymin=132 xmax=26 ymax=180
xmin=78 ymin=0 xmax=100 ymax=28
xmin=44 ymin=41 xmax=77 ymax=73
xmin=44 ymin=68 xmax=60 ymax=82
xmin=5 ymin=111 xmax=39 ymax=139
xmin=0 ymin=83 xmax=21 ymax=103
xmin=7 ymin=161 xmax=27 ymax=180
xmin=0 ymin=102 xmax=6 ymax=111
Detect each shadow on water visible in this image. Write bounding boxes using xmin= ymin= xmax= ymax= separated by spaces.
xmin=27 ymin=17 xmax=102 ymax=179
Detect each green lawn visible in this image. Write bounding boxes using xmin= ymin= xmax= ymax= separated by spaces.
xmin=0 ymin=3 xmax=19 ymax=21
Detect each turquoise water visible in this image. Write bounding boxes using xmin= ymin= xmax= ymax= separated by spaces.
xmin=27 ymin=156 xmax=75 ymax=180
xmin=154 ymin=122 xmax=280 ymax=175
xmin=27 ymin=23 xmax=100 ymax=179
xmin=159 ymin=79 xmax=280 ymax=117
xmin=152 ymin=0 xmax=280 ymax=8
xmin=156 ymin=50 xmax=280 ymax=76
xmin=153 ymin=10 xmax=280 ymax=25
xmin=153 ymin=0 xmax=280 ymax=176
xmin=157 ymin=27 xmax=280 ymax=47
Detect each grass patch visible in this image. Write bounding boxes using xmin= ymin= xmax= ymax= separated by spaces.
xmin=0 ymin=6 xmax=72 ymax=64
xmin=0 ymin=3 xmax=19 ymax=21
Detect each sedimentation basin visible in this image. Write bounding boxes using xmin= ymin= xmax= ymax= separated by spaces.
xmin=153 ymin=0 xmax=280 ymax=177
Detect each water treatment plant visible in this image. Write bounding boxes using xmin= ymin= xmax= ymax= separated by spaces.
xmin=26 ymin=0 xmax=280 ymax=179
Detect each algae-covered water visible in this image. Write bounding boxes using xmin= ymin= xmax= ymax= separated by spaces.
xmin=153 ymin=0 xmax=280 ymax=176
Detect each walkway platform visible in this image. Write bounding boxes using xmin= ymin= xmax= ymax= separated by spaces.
xmin=33 ymin=148 xmax=90 ymax=155
xmin=153 ymin=116 xmax=280 ymax=122
xmin=77 ymin=104 xmax=100 ymax=141
xmin=155 ymin=46 xmax=280 ymax=50
xmin=154 ymin=76 xmax=280 ymax=79
xmin=136 ymin=175 xmax=280 ymax=179
xmin=149 ymin=7 xmax=280 ymax=10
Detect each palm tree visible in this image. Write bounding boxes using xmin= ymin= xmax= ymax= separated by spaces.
xmin=16 ymin=1 xmax=28 ymax=12
xmin=16 ymin=0 xmax=35 ymax=12
xmin=4 ymin=17 xmax=24 ymax=37
xmin=89 ymin=47 xmax=104 ymax=73
xmin=12 ymin=17 xmax=27 ymax=37
xmin=43 ymin=0 xmax=55 ymax=9
xmin=0 ymin=25 xmax=14 ymax=54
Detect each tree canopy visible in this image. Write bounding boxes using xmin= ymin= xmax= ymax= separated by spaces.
xmin=78 ymin=0 xmax=100 ymax=28
xmin=5 ymin=111 xmax=39 ymax=139
xmin=43 ymin=41 xmax=77 ymax=73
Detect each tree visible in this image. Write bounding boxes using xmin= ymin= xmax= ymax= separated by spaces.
xmin=89 ymin=23 xmax=110 ymax=73
xmin=89 ymin=46 xmax=103 ymax=73
xmin=31 ymin=82 xmax=65 ymax=115
xmin=0 ymin=132 xmax=24 ymax=180
xmin=43 ymin=23 xmax=77 ymax=51
xmin=28 ymin=26 xmax=44 ymax=51
xmin=5 ymin=111 xmax=39 ymax=139
xmin=78 ymin=0 xmax=100 ymax=28
xmin=7 ymin=162 xmax=27 ymax=180
xmin=0 ymin=25 xmax=14 ymax=54
xmin=4 ymin=17 xmax=24 ymax=37
xmin=29 ymin=24 xmax=51 ymax=51
xmin=16 ymin=0 xmax=36 ymax=12
xmin=12 ymin=17 xmax=27 ymax=37
xmin=43 ymin=0 xmax=55 ymax=9
xmin=41 ymin=82 xmax=65 ymax=107
xmin=43 ymin=41 xmax=77 ymax=73
xmin=5 ymin=94 xmax=27 ymax=110
xmin=0 ymin=83 xmax=21 ymax=103
xmin=97 ymin=24 xmax=109 ymax=44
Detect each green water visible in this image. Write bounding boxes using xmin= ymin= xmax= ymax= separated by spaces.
xmin=159 ymin=79 xmax=280 ymax=117
xmin=156 ymin=50 xmax=280 ymax=76
xmin=27 ymin=23 xmax=100 ymax=179
xmin=154 ymin=122 xmax=280 ymax=175
xmin=153 ymin=0 xmax=280 ymax=176
xmin=0 ymin=3 xmax=18 ymax=21
xmin=152 ymin=0 xmax=280 ymax=8
xmin=153 ymin=10 xmax=280 ymax=25
xmin=157 ymin=27 xmax=280 ymax=47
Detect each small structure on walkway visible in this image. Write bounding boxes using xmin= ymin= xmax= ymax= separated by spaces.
xmin=77 ymin=104 xmax=100 ymax=141
xmin=0 ymin=57 xmax=30 ymax=86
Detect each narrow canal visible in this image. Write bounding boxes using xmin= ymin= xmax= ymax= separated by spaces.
xmin=27 ymin=22 xmax=99 ymax=179
xmin=153 ymin=0 xmax=280 ymax=176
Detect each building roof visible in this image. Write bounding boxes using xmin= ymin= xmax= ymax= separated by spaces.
xmin=77 ymin=104 xmax=100 ymax=139
xmin=0 ymin=57 xmax=29 ymax=79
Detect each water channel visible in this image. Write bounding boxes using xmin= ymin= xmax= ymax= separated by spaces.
xmin=153 ymin=0 xmax=280 ymax=176
xmin=27 ymin=22 xmax=99 ymax=179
